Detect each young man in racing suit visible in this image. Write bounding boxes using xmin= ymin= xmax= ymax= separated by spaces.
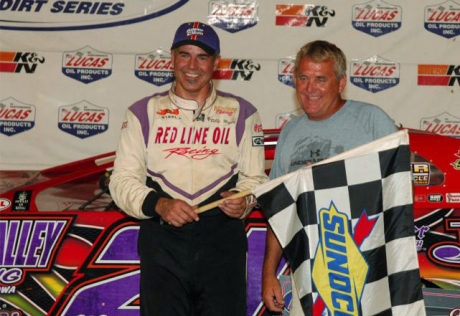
xmin=109 ymin=21 xmax=269 ymax=316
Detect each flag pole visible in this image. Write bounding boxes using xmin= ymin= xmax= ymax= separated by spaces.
xmin=195 ymin=189 xmax=252 ymax=214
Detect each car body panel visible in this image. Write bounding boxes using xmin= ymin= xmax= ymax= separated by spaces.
xmin=0 ymin=128 xmax=459 ymax=315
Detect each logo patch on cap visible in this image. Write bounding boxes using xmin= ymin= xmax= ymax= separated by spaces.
xmin=187 ymin=27 xmax=204 ymax=37
xmin=171 ymin=22 xmax=220 ymax=55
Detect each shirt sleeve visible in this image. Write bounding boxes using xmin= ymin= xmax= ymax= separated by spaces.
xmin=109 ymin=109 xmax=158 ymax=219
xmin=268 ymin=122 xmax=290 ymax=180
xmin=234 ymin=109 xmax=269 ymax=192
xmin=231 ymin=108 xmax=269 ymax=218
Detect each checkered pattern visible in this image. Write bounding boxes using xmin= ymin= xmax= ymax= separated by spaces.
xmin=254 ymin=130 xmax=426 ymax=316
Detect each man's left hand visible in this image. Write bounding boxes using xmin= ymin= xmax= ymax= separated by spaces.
xmin=218 ymin=191 xmax=247 ymax=218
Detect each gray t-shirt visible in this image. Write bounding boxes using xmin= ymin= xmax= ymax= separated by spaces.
xmin=269 ymin=100 xmax=398 ymax=179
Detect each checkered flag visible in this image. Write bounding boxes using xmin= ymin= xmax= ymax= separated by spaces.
xmin=254 ymin=130 xmax=426 ymax=316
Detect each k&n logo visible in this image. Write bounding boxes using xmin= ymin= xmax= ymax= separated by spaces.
xmin=0 ymin=52 xmax=45 ymax=73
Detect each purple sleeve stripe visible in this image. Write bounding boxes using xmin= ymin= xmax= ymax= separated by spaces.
xmin=217 ymin=90 xmax=257 ymax=145
xmin=147 ymin=164 xmax=237 ymax=200
xmin=128 ymin=92 xmax=167 ymax=147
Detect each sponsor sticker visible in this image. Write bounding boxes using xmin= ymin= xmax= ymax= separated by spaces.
xmin=252 ymin=136 xmax=264 ymax=146
xmin=214 ymin=105 xmax=237 ymax=116
xmin=62 ymin=46 xmax=113 ymax=84
xmin=414 ymin=195 xmax=426 ymax=203
xmin=58 ymin=101 xmax=109 ymax=139
xmin=0 ymin=198 xmax=11 ymax=211
xmin=275 ymin=4 xmax=336 ymax=27
xmin=208 ymin=0 xmax=259 ymax=33
xmin=0 ymin=52 xmax=45 ymax=73
xmin=420 ymin=112 xmax=460 ymax=138
xmin=350 ymin=55 xmax=400 ymax=93
xmin=451 ymin=151 xmax=460 ymax=170
xmin=352 ymin=1 xmax=402 ymax=37
xmin=156 ymin=109 xmax=179 ymax=117
xmin=278 ymin=57 xmax=295 ymax=88
xmin=446 ymin=193 xmax=460 ymax=203
xmin=428 ymin=194 xmax=444 ymax=202
xmin=254 ymin=123 xmax=263 ymax=133
xmin=417 ymin=64 xmax=460 ymax=86
xmin=13 ymin=190 xmax=32 ymax=211
xmin=0 ymin=97 xmax=36 ymax=136
xmin=424 ymin=1 xmax=460 ymax=39
xmin=412 ymin=162 xmax=430 ymax=186
xmin=135 ymin=50 xmax=174 ymax=86
xmin=213 ymin=59 xmax=261 ymax=81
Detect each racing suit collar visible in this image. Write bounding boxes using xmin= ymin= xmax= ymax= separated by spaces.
xmin=169 ymin=81 xmax=217 ymax=120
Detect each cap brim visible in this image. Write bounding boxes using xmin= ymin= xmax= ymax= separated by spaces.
xmin=171 ymin=40 xmax=216 ymax=56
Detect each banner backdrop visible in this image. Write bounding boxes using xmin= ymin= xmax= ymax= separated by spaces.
xmin=0 ymin=0 xmax=459 ymax=170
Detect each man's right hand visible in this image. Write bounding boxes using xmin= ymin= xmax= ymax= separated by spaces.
xmin=155 ymin=197 xmax=199 ymax=227
xmin=262 ymin=273 xmax=285 ymax=313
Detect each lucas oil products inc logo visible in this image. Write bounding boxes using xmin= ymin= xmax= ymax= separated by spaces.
xmin=0 ymin=97 xmax=35 ymax=136
xmin=213 ymin=59 xmax=261 ymax=81
xmin=350 ymin=55 xmax=400 ymax=93
xmin=424 ymin=1 xmax=460 ymax=39
xmin=208 ymin=0 xmax=258 ymax=33
xmin=58 ymin=101 xmax=109 ymax=139
xmin=275 ymin=4 xmax=336 ymax=27
xmin=135 ymin=50 xmax=173 ymax=86
xmin=62 ymin=46 xmax=112 ymax=84
xmin=0 ymin=52 xmax=45 ymax=73
xmin=278 ymin=57 xmax=295 ymax=88
xmin=420 ymin=112 xmax=460 ymax=139
xmin=352 ymin=1 xmax=402 ymax=37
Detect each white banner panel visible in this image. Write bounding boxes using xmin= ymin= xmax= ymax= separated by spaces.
xmin=1 ymin=0 xmax=459 ymax=169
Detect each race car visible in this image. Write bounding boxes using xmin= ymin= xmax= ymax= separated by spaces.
xmin=0 ymin=128 xmax=459 ymax=315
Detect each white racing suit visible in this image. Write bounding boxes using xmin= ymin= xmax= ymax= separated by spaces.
xmin=109 ymin=83 xmax=268 ymax=315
